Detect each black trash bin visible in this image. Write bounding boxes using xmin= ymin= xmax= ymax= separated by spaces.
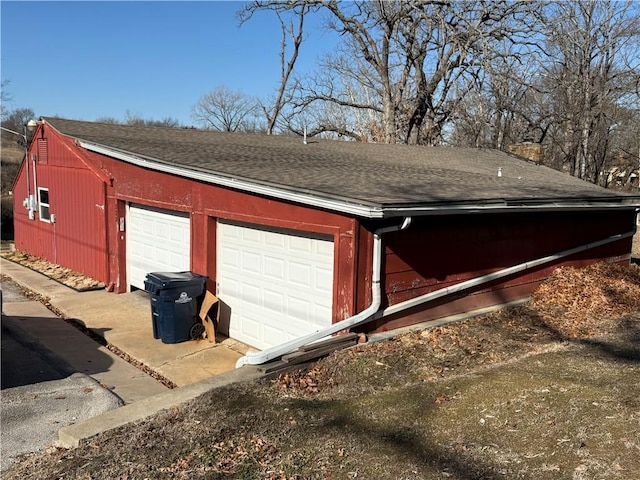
xmin=144 ymin=271 xmax=208 ymax=344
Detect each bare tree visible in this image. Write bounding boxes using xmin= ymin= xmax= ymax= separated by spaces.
xmin=1 ymin=107 xmax=35 ymax=146
xmin=269 ymin=1 xmax=538 ymax=144
xmin=450 ymin=0 xmax=640 ymax=188
xmin=540 ymin=0 xmax=640 ymax=183
xmin=95 ymin=116 xmax=121 ymax=124
xmin=1 ymin=80 xmax=13 ymax=121
xmin=239 ymin=2 xmax=311 ymax=135
xmin=96 ymin=113 xmax=182 ymax=127
xmin=124 ymin=111 xmax=179 ymax=127
xmin=191 ymin=86 xmax=260 ymax=132
xmin=451 ymin=41 xmax=553 ymax=150
xmin=123 ymin=110 xmax=147 ymax=126
xmin=217 ymin=0 xmax=640 ymax=188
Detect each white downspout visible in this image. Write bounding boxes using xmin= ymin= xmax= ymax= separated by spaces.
xmin=25 ymin=129 xmax=30 ymax=208
xmin=235 ymin=217 xmax=412 ymax=367
xmin=236 ymin=226 xmax=634 ymax=368
xmin=376 ymin=229 xmax=636 ymax=320
xmin=33 ymin=154 xmax=38 ymax=201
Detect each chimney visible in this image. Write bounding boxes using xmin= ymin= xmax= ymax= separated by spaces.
xmin=507 ymin=142 xmax=544 ymax=164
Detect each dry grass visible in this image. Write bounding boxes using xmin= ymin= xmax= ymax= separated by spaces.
xmin=531 ymin=262 xmax=640 ymax=329
xmin=4 ymin=262 xmax=640 ymax=479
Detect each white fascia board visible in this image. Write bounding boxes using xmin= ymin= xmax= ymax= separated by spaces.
xmin=80 ymin=141 xmax=640 ymax=219
xmin=381 ymin=202 xmax=640 ymax=217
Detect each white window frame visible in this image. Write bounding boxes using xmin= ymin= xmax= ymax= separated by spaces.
xmin=38 ymin=187 xmax=50 ymax=223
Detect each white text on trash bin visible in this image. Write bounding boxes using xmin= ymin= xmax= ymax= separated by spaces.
xmin=175 ymin=292 xmax=192 ymax=304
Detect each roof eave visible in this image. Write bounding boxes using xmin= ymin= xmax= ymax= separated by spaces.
xmin=78 ymin=140 xmax=640 ymax=220
xmin=380 ymin=201 xmax=640 ymax=218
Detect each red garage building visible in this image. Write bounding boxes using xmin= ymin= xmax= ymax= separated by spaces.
xmin=12 ymin=118 xmax=640 ymax=361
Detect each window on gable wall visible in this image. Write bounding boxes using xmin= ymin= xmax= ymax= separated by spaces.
xmin=38 ymin=187 xmax=50 ymax=222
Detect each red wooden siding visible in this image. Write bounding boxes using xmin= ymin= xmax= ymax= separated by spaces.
xmin=354 ymin=222 xmax=374 ymax=313
xmin=85 ymin=150 xmax=359 ymax=323
xmin=359 ymin=210 xmax=635 ymax=333
xmin=13 ymin=128 xmax=108 ymax=282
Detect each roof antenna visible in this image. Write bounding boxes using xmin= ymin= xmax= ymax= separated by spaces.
xmin=303 ymin=125 xmax=307 ymax=145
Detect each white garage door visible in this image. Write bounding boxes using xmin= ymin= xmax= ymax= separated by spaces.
xmin=126 ymin=204 xmax=191 ymax=290
xmin=217 ymin=220 xmax=334 ymax=350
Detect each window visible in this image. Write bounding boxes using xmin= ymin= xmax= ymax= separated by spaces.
xmin=38 ymin=188 xmax=50 ymax=222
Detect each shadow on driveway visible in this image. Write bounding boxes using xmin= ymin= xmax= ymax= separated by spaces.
xmin=1 ymin=316 xmax=75 ymax=389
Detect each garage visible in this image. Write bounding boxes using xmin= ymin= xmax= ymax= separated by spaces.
xmin=15 ymin=118 xmax=638 ymax=351
xmin=217 ymin=220 xmax=334 ymax=350
xmin=126 ymin=204 xmax=191 ymax=290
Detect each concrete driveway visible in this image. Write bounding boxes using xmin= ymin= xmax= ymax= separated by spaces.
xmin=0 ymin=258 xmax=261 ymax=462
xmin=1 ymin=280 xmax=123 ymax=473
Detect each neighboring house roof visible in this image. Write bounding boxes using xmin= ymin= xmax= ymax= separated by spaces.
xmin=43 ymin=117 xmax=639 ymax=218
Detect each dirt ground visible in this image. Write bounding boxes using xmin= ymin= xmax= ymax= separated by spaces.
xmin=0 ymin=250 xmax=106 ymax=291
xmin=3 ymin=262 xmax=640 ymax=479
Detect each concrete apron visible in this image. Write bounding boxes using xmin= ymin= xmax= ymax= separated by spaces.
xmin=0 ymin=258 xmax=253 ymax=388
xmin=1 ymin=300 xmax=167 ymax=404
xmin=1 ymin=257 xmax=261 ymax=448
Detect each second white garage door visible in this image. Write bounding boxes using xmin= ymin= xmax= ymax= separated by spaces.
xmin=126 ymin=204 xmax=191 ymax=290
xmin=217 ymin=220 xmax=334 ymax=350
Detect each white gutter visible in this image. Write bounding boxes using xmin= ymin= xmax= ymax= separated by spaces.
xmin=381 ymin=202 xmax=640 ymax=217
xmin=78 ymin=140 xmax=640 ymax=219
xmin=236 ymin=228 xmax=633 ymax=367
xmin=235 ymin=217 xmax=413 ymax=368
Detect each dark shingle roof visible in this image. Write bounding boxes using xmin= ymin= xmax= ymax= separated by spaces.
xmin=45 ymin=117 xmax=638 ymax=213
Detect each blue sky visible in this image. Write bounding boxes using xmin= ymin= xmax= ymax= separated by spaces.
xmin=1 ymin=1 xmax=337 ymax=126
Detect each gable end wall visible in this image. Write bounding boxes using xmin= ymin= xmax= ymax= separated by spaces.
xmin=13 ymin=126 xmax=109 ymax=282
